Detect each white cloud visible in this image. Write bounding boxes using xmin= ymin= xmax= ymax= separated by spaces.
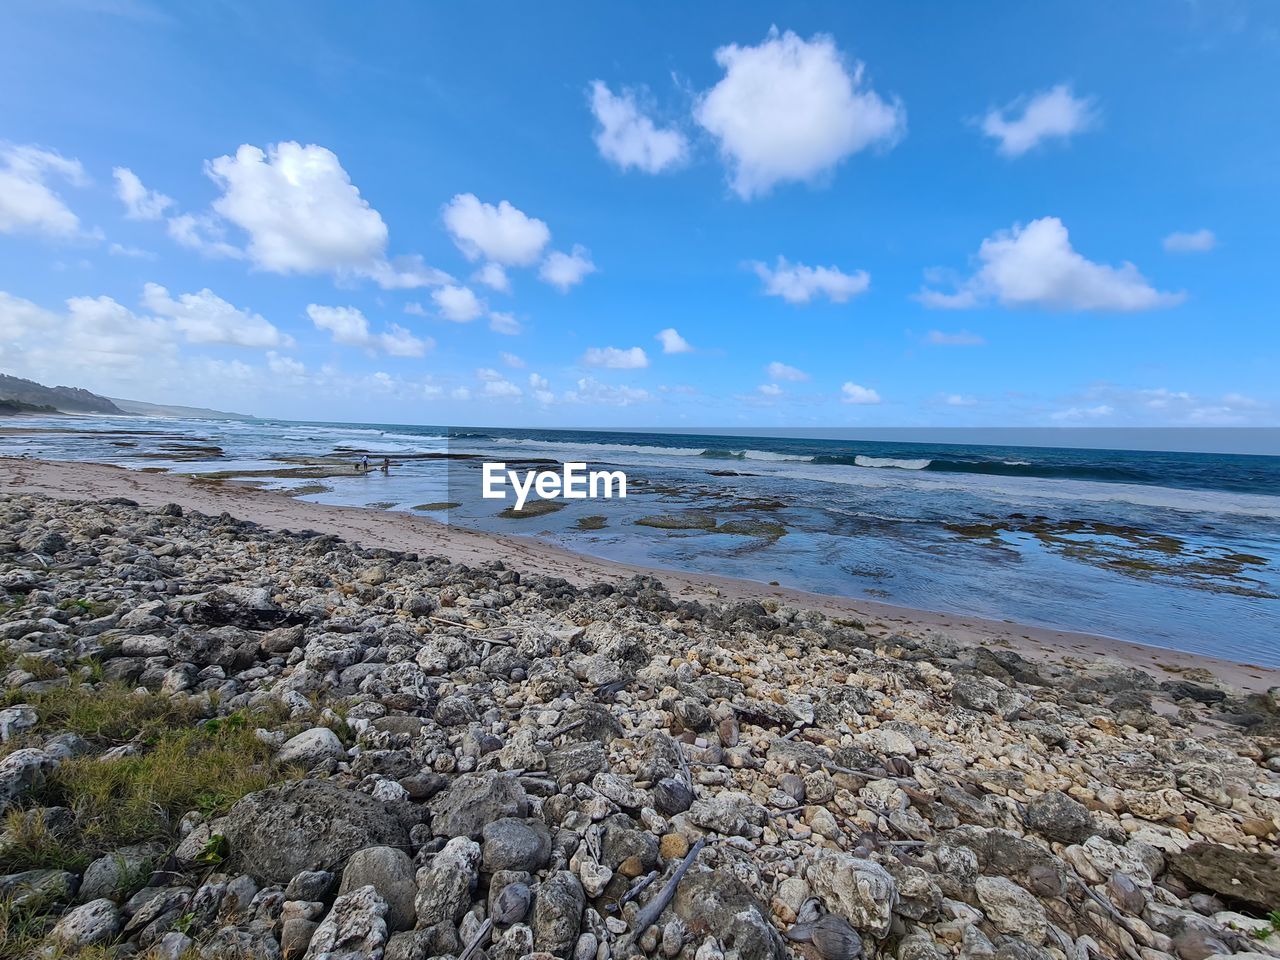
xmin=500 ymin=351 xmax=525 ymax=368
xmin=655 ymin=327 xmax=694 ymax=354
xmin=141 ymin=282 xmax=290 ymax=348
xmin=539 ymin=245 xmax=596 ymax=291
xmin=981 ymin=84 xmax=1097 ymax=157
xmin=1050 ymin=404 xmax=1113 ymax=422
xmin=488 ymin=311 xmax=522 ymax=336
xmin=918 ymin=217 xmax=1184 ymax=312
xmin=529 ymin=373 xmax=549 ymax=390
xmin=694 ymin=28 xmax=904 ymax=199
xmin=306 ymin=304 xmax=431 ymax=357
xmin=113 ymin=167 xmax=174 ymax=220
xmin=758 ymin=383 xmax=783 ymax=397
xmin=431 ymin=285 xmax=486 ymax=323
xmin=0 ymin=290 xmax=174 ymax=386
xmin=451 ymin=387 xmax=472 ymax=401
xmin=944 ymin=393 xmax=977 ymax=406
xmin=473 ymin=262 xmax=511 ymax=292
xmin=481 ymin=375 xmax=522 ymax=398
xmin=564 ymin=377 xmax=650 ymax=406
xmin=1163 ymin=229 xmax=1216 ymax=253
xmin=766 ymin=361 xmax=809 ymax=382
xmin=166 ymin=213 xmax=243 ymax=259
xmin=840 ymin=382 xmax=881 ymax=404
xmin=207 ymin=142 xmax=386 ymax=274
xmin=266 ymin=352 xmax=306 ymax=377
xmin=200 ymin=141 xmax=446 ymax=289
xmin=0 ymin=144 xmax=87 ymax=237
xmin=589 ymin=80 xmax=688 ymax=174
xmin=362 ymin=256 xmax=454 ymax=290
xmin=926 ymin=329 xmax=985 ymax=346
xmin=442 ymin=193 xmax=550 ymax=266
xmin=582 ymin=345 xmax=648 ymax=369
xmin=107 ymin=242 xmax=154 ymax=259
xmin=751 ymin=256 xmax=870 ymax=304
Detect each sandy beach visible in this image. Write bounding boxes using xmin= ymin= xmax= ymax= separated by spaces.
xmin=4 ymin=455 xmax=1276 ymax=696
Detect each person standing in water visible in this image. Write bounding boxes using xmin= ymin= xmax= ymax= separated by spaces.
xmin=381 ymin=457 xmax=390 ymax=473
xmin=360 ymin=455 xmax=369 ymax=472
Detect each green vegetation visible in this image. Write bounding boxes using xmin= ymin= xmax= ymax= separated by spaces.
xmin=498 ymin=499 xmax=566 ymax=519
xmin=574 ymin=515 xmax=607 ymax=531
xmin=288 ymin=483 xmax=332 ymax=497
xmin=413 ymin=501 xmax=461 ymax=511
xmin=2 ymin=682 xmax=207 ymax=744
xmin=635 ymin=512 xmax=787 ymax=540
xmin=635 ymin=513 xmax=717 ymax=531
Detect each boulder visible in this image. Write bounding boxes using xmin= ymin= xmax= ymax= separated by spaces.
xmin=673 ymin=866 xmax=782 ymax=960
xmin=428 ymin=771 xmax=529 ymax=838
xmin=806 ymin=854 xmax=898 ymax=938
xmin=339 ymin=846 xmax=416 ymax=933
xmin=48 ymin=898 xmax=122 ymax=948
xmin=277 ymin=727 xmax=347 ymax=768
xmin=304 ymin=884 xmax=387 ymax=960
xmin=223 ymin=780 xmax=410 ymax=883
xmin=531 ymin=870 xmax=585 ymax=958
xmin=1168 ymin=843 xmax=1280 ymax=914
xmin=1023 ymin=790 xmax=1097 ymax=844
xmin=414 ymin=836 xmax=480 ymax=928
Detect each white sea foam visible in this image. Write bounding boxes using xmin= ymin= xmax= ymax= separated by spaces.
xmin=854 ymin=455 xmax=932 ymax=470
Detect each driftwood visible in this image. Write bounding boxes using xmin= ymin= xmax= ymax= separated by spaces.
xmin=457 ymin=917 xmax=493 ymax=960
xmin=630 ymin=836 xmax=706 ymax=933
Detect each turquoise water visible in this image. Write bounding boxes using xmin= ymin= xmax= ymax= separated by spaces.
xmin=5 ymin=418 xmax=1279 ymax=665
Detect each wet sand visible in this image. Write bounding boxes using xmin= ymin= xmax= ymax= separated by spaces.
xmin=4 ymin=455 xmax=1277 ymax=694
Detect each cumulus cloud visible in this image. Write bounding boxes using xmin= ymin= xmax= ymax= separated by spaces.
xmin=655 ymin=328 xmax=694 ymax=354
xmin=589 ymin=80 xmax=688 ymax=174
xmin=766 ymin=361 xmax=809 ymax=382
xmin=266 ymin=352 xmax=306 ymax=377
xmin=166 ymin=213 xmax=243 ymax=259
xmin=207 ymin=142 xmax=387 ymax=274
xmin=472 ymin=262 xmax=511 ymax=292
xmin=431 ymin=285 xmax=486 ymax=323
xmin=0 ymin=144 xmax=87 ymax=237
xmin=488 ymin=311 xmax=522 ymax=336
xmin=694 ymin=28 xmax=904 ymax=199
xmin=752 ymin=256 xmax=870 ymax=304
xmin=917 ymin=217 xmax=1184 ymax=312
xmin=306 ymin=304 xmax=431 ymax=357
xmin=198 ymin=141 xmax=446 ymax=289
xmin=141 ymin=282 xmax=290 ymax=348
xmin=442 ymin=193 xmax=550 ymax=266
xmin=564 ymin=377 xmax=650 ymax=406
xmin=841 ymin=382 xmax=881 ymax=404
xmin=0 ymin=290 xmax=175 ymax=386
xmin=113 ymin=167 xmax=174 ymax=220
xmin=926 ymin=329 xmax=985 ymax=346
xmin=539 ymin=245 xmax=596 ymax=291
xmin=500 ymin=351 xmax=525 ymax=368
xmin=981 ymin=84 xmax=1097 ymax=157
xmin=758 ymin=383 xmax=783 ymax=397
xmin=582 ymin=346 xmax=648 ymax=369
xmin=1163 ymin=229 xmax=1216 ymax=253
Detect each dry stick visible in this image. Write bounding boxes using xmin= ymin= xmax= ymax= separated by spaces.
xmin=630 ymin=836 xmax=707 ymax=934
xmin=612 ymin=870 xmax=661 ymax=913
xmin=458 ymin=918 xmax=493 ymax=960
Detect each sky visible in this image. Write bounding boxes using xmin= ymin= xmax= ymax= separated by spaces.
xmin=1 ymin=0 xmax=1278 ymax=429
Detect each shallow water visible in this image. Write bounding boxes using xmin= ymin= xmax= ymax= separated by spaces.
xmin=5 ymin=417 xmax=1279 ymax=665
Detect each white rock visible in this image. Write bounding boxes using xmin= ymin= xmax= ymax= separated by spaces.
xmin=277 ymin=727 xmax=346 ymax=767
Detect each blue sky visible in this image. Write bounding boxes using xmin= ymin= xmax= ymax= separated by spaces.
xmin=1 ymin=0 xmax=1277 ymax=428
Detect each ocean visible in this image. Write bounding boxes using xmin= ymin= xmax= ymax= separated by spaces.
xmin=5 ymin=417 xmax=1279 ymax=666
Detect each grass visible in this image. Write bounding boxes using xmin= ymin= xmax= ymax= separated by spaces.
xmin=13 ymin=655 xmax=61 ymax=682
xmin=1 ymin=681 xmax=207 ymax=744
xmin=0 ymin=895 xmax=133 ymax=960
xmin=498 ymin=499 xmax=566 ymax=519
xmin=1 ymin=684 xmax=298 ymax=868
xmin=35 ymin=720 xmax=280 ymax=860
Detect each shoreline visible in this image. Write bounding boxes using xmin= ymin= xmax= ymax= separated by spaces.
xmin=4 ymin=454 xmax=1278 ymax=694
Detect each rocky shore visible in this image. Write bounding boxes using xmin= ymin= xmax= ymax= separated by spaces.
xmin=1 ymin=492 xmax=1278 ymax=960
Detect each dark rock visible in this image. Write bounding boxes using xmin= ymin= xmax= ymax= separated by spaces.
xmin=222 ymin=780 xmax=410 ymax=883
xmin=673 ymin=866 xmax=783 ymax=960
xmin=1167 ymin=842 xmax=1280 ymax=913
xmin=1022 ymin=790 xmax=1097 ymax=844
xmin=482 ymin=818 xmax=552 ymax=873
xmin=428 ymin=771 xmax=529 ymax=838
